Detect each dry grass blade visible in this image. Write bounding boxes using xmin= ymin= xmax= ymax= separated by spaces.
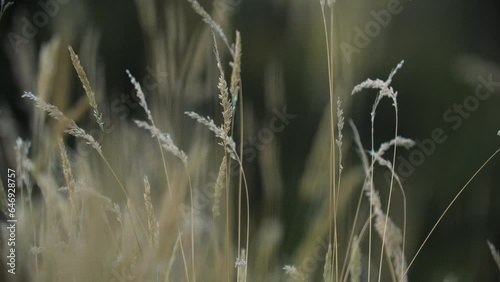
xmin=68 ymin=46 xmax=104 ymax=130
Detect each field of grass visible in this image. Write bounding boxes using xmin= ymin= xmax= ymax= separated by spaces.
xmin=1 ymin=0 xmax=500 ymax=281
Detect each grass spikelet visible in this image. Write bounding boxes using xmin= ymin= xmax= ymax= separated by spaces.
xmin=487 ymin=241 xmax=500 ymax=271
xmin=184 ymin=111 xmax=237 ymax=160
xmin=349 ymin=236 xmax=361 ymax=282
xmin=22 ymin=92 xmax=102 ymax=155
xmin=134 ymin=120 xmax=188 ymax=165
xmin=323 ymin=243 xmax=333 ymax=281
xmin=57 ymin=136 xmax=77 ymax=218
xmin=230 ymin=31 xmax=242 ymax=113
xmin=212 ymin=156 xmax=227 ymax=218
xmin=68 ymin=46 xmax=104 ymax=130
xmin=143 ymin=176 xmax=159 ymax=247
xmin=374 ymin=211 xmax=407 ymax=282
xmin=212 ymin=32 xmax=232 ymax=136
xmin=126 ymin=70 xmax=155 ymax=127
xmin=186 ymin=0 xmax=234 ymax=55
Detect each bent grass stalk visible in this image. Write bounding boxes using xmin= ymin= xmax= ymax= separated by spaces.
xmin=320 ymin=1 xmax=337 ymax=280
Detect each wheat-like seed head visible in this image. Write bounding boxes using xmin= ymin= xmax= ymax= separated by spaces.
xmin=230 ymin=31 xmax=242 ymax=113
xmin=126 ymin=70 xmax=155 ymax=127
xmin=68 ymin=46 xmax=104 ymax=130
xmin=212 ymin=156 xmax=227 ymax=218
xmin=212 ymin=32 xmax=233 ymax=136
xmin=57 ymin=136 xmax=76 ymax=210
xmin=323 ymin=243 xmax=333 ymax=280
xmin=144 ymin=175 xmax=159 ymax=247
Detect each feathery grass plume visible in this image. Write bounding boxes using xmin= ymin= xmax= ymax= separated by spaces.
xmin=350 ymin=122 xmax=408 ymax=282
xmin=143 ymin=176 xmax=159 ymax=247
xmin=184 ymin=111 xmax=237 ymax=160
xmin=23 ymin=92 xmax=103 ymax=155
xmin=186 ymin=0 xmax=234 ymax=55
xmin=212 ymin=32 xmax=233 ymax=136
xmin=336 ymin=97 xmax=345 ymax=184
xmin=68 ymin=46 xmax=104 ymax=130
xmin=371 ymin=137 xmax=415 ymax=160
xmin=352 ymin=61 xmax=405 ymax=282
xmin=374 ymin=211 xmax=407 ymax=282
xmin=349 ymin=236 xmax=361 ymax=282
xmin=230 ymin=31 xmax=242 ymax=113
xmin=57 ymin=136 xmax=77 ymax=219
xmin=487 ymin=241 xmax=500 ymax=271
xmin=283 ymin=265 xmax=307 ymax=282
xmin=212 ymin=156 xmax=227 ymax=218
xmin=323 ymin=243 xmax=333 ymax=281
xmin=126 ymin=70 xmax=155 ymax=126
xmin=0 ymin=0 xmax=13 ymax=19
xmin=352 ymin=61 xmax=404 ymax=105
xmin=134 ymin=120 xmax=188 ymax=165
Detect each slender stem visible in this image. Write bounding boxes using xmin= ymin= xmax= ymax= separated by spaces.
xmin=185 ymin=165 xmax=196 ymax=282
xmin=401 ymin=148 xmax=500 ymax=281
xmin=156 ymin=137 xmax=191 ymax=282
xmin=378 ymin=106 xmax=399 ymax=282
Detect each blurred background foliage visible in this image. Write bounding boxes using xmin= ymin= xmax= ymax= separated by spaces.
xmin=1 ymin=0 xmax=500 ymax=280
